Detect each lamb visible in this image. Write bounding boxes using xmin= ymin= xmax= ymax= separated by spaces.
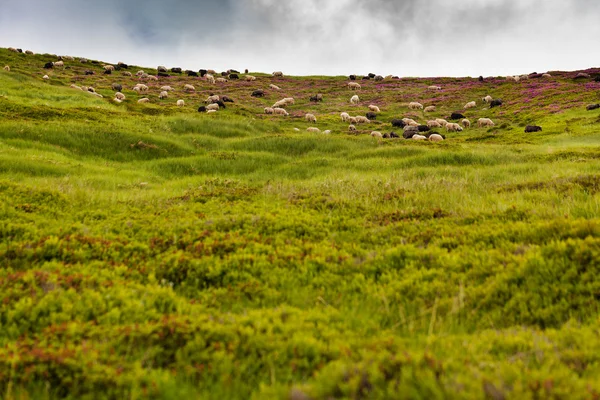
xmin=428 ymin=134 xmax=444 ymax=142
xmin=461 ymin=119 xmax=471 ymax=128
xmin=270 ymin=84 xmax=281 ymax=90
xmin=355 ymin=116 xmax=370 ymax=124
xmin=427 ymin=120 xmax=442 ymax=128
xmin=349 ymin=125 xmax=357 ymax=131
xmin=159 ymin=91 xmax=168 ymax=99
xmin=115 ymin=92 xmax=126 ymax=100
xmin=371 ymin=131 xmax=383 ymax=138
xmin=272 ymin=71 xmax=284 ymax=77
xmin=3 ymin=65 xmax=9 ymax=72
xmin=348 ymin=82 xmax=361 ymax=90
xmin=409 ymin=102 xmax=424 ymax=110
xmin=305 ymin=113 xmax=317 ymax=123
xmin=368 ymin=105 xmax=381 ymax=113
xmin=307 ymin=127 xmax=321 ymax=133
xmin=477 ymin=118 xmax=495 ymax=128
xmin=524 ymin=125 xmax=542 ymax=132
xmin=216 ymin=77 xmax=227 ymax=83
xmin=264 ymin=107 xmax=275 ymax=114
xmin=138 ymin=98 xmax=150 ymax=103
xmin=206 ymin=103 xmax=219 ymax=111
xmin=340 ymin=112 xmax=350 ymax=122
xmin=351 ymin=95 xmax=360 ymax=104
xmin=160 ymin=85 xmax=173 ymax=92
xmin=424 ymin=106 xmax=436 ymax=113
xmin=183 ymin=84 xmax=195 ymax=92
xmin=482 ymin=95 xmax=493 ymax=103
xmin=446 ymin=123 xmax=463 ymax=132
xmin=103 ymin=64 xmax=114 ymax=71
xmin=464 ymin=101 xmax=476 ymax=109
xmin=245 ymin=75 xmax=257 ymax=81
xmin=273 ymin=108 xmax=289 ymax=116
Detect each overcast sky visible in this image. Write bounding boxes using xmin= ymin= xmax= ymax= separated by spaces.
xmin=1 ymin=0 xmax=599 ymax=77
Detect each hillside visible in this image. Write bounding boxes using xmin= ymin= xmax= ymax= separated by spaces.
xmin=1 ymin=47 xmax=600 ymax=399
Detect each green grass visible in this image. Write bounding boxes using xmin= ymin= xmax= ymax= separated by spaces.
xmin=1 ymin=48 xmax=600 ymax=399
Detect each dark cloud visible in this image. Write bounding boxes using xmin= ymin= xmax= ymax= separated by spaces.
xmin=0 ymin=0 xmax=598 ymax=76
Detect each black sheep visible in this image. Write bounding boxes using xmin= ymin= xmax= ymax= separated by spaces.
xmin=391 ymin=119 xmax=406 ymax=128
xmin=228 ymin=69 xmax=240 ymax=74
xmin=366 ymin=112 xmax=377 ymax=120
xmin=478 ymin=76 xmax=484 ymax=82
xmin=595 ymin=75 xmax=600 ymax=82
xmin=118 ymin=62 xmax=129 ymax=69
xmin=216 ymin=100 xmax=226 ymax=108
xmin=221 ymin=96 xmax=234 ymax=103
xmin=103 ymin=69 xmax=112 ymax=75
xmin=389 ymin=131 xmax=400 ymax=138
xmin=251 ymin=90 xmax=265 ymax=97
xmin=198 ymin=106 xmax=207 ymax=112
xmin=186 ymin=70 xmax=198 ymax=77
xmin=383 ymin=133 xmax=390 ymax=139
xmin=43 ymin=62 xmax=54 ymax=69
xmin=84 ymin=70 xmax=94 ymax=75
xmin=524 ymin=125 xmax=542 ymax=132
xmin=403 ymin=126 xmax=419 ymax=139
xmin=171 ymin=67 xmax=182 ymax=73
xmin=368 ymin=73 xmax=376 ymax=78
xmin=199 ymin=69 xmax=207 ymax=77
xmin=349 ymin=75 xmax=356 ymax=80
xmin=417 ymin=125 xmax=430 ymax=132
xmin=450 ymin=112 xmax=466 ymax=120
xmin=362 ymin=76 xmax=371 ymax=80
xmin=221 ymin=71 xmax=228 ymax=76
xmin=229 ymin=73 xmax=239 ymax=80
xmin=586 ymin=104 xmax=600 ymax=111
xmin=309 ymin=95 xmax=319 ymax=102
xmin=16 ymin=48 xmax=23 ymax=53
xmin=529 ymin=73 xmax=543 ymax=79
xmin=157 ymin=72 xmax=170 ymax=77
xmin=490 ymin=99 xmax=503 ymax=108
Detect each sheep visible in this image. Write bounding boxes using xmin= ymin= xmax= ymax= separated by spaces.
xmin=428 ymin=85 xmax=442 ymax=90
xmin=122 ymin=71 xmax=133 ymax=77
xmin=371 ymin=131 xmax=383 ymax=138
xmin=349 ymin=124 xmax=357 ymax=131
xmin=187 ymin=70 xmax=199 ymax=77
xmin=464 ymin=101 xmax=476 ymax=109
xmin=409 ymin=102 xmax=423 ymax=110
xmin=113 ymin=98 xmax=122 ymax=104
xmin=368 ymin=105 xmax=381 ymax=113
xmin=402 ymin=127 xmax=419 ymax=139
xmin=542 ymin=73 xmax=552 ymax=78
xmin=348 ymin=82 xmax=361 ymax=90
xmin=205 ymin=95 xmax=220 ymax=104
xmin=272 ymin=100 xmax=287 ymax=108
xmin=482 ymin=95 xmax=493 ymax=103
xmin=351 ymin=95 xmax=360 ymax=104
xmin=355 ymin=116 xmax=370 ymax=124
xmin=349 ymin=75 xmax=357 ymax=80
xmin=173 ymin=99 xmax=184 ymax=107
xmin=8 ymin=47 xmax=18 ymax=52
xmin=252 ymin=90 xmax=265 ymax=98
xmin=307 ymin=127 xmax=320 ymax=133
xmin=115 ymin=92 xmax=126 ymax=100
xmin=184 ymin=84 xmax=195 ymax=92
xmin=157 ymin=66 xmax=167 ymax=73
xmin=136 ymin=70 xmax=145 ymax=76
xmin=284 ymin=97 xmax=295 ymax=105
xmin=270 ymin=84 xmax=281 ymax=90
xmin=525 ymin=125 xmax=542 ymax=132
xmin=86 ymin=87 xmax=96 ymax=93
xmin=134 ymin=84 xmax=149 ymax=92
xmin=26 ymin=51 xmax=36 ymax=55
xmin=272 ymin=71 xmax=284 ymax=77
xmin=305 ymin=113 xmax=317 ymax=123
xmin=245 ymin=75 xmax=257 ymax=81
xmin=206 ymin=74 xmax=216 ymax=84
xmin=435 ymin=118 xmax=448 ymax=127
xmin=446 ymin=123 xmax=463 ymax=132
xmin=374 ymin=75 xmax=384 ymax=81
xmin=138 ymin=98 xmax=150 ymax=103
xmin=216 ymin=77 xmax=227 ymax=83
xmin=207 ymin=110 xmax=217 ymax=114
xmin=477 ymin=118 xmax=495 ymax=128
xmin=428 ymin=134 xmax=444 ymax=142
xmin=412 ymin=134 xmax=427 ymax=141
xmin=206 ymin=103 xmax=219 ymax=111
xmin=147 ymin=75 xmax=158 ymax=81
xmin=53 ymin=61 xmax=64 ymax=68
xmin=273 ymin=107 xmax=289 ymax=116
xmin=427 ymin=120 xmax=442 ymax=128
xmin=391 ymin=119 xmax=406 ymax=128
xmin=309 ymin=94 xmax=324 ymax=102
xmin=403 ymin=118 xmax=418 ymax=126
xmin=79 ymin=58 xmax=88 ymax=63
xmin=43 ymin=75 xmax=49 ymax=80
xmin=160 ymin=85 xmax=174 ymax=92
xmin=490 ymin=99 xmax=503 ymax=108
xmin=70 ymin=84 xmax=82 ymax=90
xmin=159 ymin=91 xmax=168 ymax=99
xmin=3 ymin=65 xmax=9 ymax=72
xmin=111 ymin=83 xmax=123 ymax=92
xmin=417 ymin=125 xmax=431 ymax=132
xmin=424 ymin=106 xmax=436 ymax=112
xmin=366 ymin=112 xmax=377 ymax=120
xmin=221 ymin=96 xmax=234 ymax=103
xmin=450 ymin=112 xmax=466 ymax=120
xmin=43 ymin=62 xmax=54 ymax=69
xmin=264 ymin=107 xmax=275 ymax=114
xmin=340 ymin=112 xmax=350 ymax=122
xmin=349 ymin=117 xmax=358 ymax=124
xmin=323 ymin=130 xmax=331 ymax=135
xmin=103 ymin=64 xmax=115 ymax=71
xmin=461 ymin=119 xmax=471 ymax=128
xmin=575 ymin=72 xmax=591 ymax=79
xmin=587 ymin=104 xmax=600 ymax=111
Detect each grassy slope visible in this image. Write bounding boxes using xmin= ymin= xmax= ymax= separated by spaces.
xmin=1 ymin=48 xmax=600 ymax=399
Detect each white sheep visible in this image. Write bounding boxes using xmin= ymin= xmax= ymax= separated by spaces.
xmin=272 ymin=71 xmax=284 ymax=77
xmin=122 ymin=71 xmax=133 ymax=77
xmin=409 ymin=102 xmax=424 ymax=110
xmin=412 ymin=134 xmax=427 ymax=140
xmin=542 ymin=73 xmax=552 ymax=78
xmin=207 ymin=69 xmax=217 ymax=75
xmin=272 ymin=100 xmax=287 ymax=108
xmin=435 ymin=118 xmax=448 ymax=127
xmin=136 ymin=70 xmax=145 ymax=76
xmin=25 ymin=50 xmax=34 ymax=55
xmin=3 ymin=65 xmax=9 ymax=72
xmin=79 ymin=58 xmax=88 ymax=63
xmin=424 ymin=106 xmax=436 ymax=113
xmin=177 ymin=99 xmax=185 ymax=107
xmin=461 ymin=119 xmax=471 ymax=128
xmin=428 ymin=85 xmax=442 ymax=90
xmin=348 ymin=82 xmax=361 ymax=90
xmin=70 ymin=84 xmax=82 ymax=90
xmin=273 ymin=107 xmax=289 ymax=116
xmin=270 ymin=84 xmax=281 ymax=90
xmin=403 ymin=118 xmax=418 ymax=126
xmin=446 ymin=123 xmax=463 ymax=132
xmin=464 ymin=101 xmax=476 ymax=109
xmin=184 ymin=84 xmax=195 ymax=92
xmin=355 ymin=116 xmax=370 ymax=124
xmin=157 ymin=66 xmax=167 ymax=73
xmin=340 ymin=112 xmax=350 ymax=122
xmin=216 ymin=77 xmax=227 ymax=83
xmin=428 ymin=134 xmax=444 ymax=142
xmin=349 ymin=125 xmax=357 ymax=131
xmin=147 ymin=75 xmax=158 ymax=81
xmin=205 ymin=95 xmax=220 ymax=104
xmin=206 ymin=103 xmax=219 ymax=111
xmin=92 ymin=93 xmax=103 ymax=98
xmin=115 ymin=92 xmax=126 ymax=100
xmin=477 ymin=118 xmax=495 ymax=128
xmin=368 ymin=105 xmax=381 ymax=113
xmin=62 ymin=55 xmax=73 ymax=60
xmin=350 ymin=95 xmax=360 ymax=104
xmin=245 ymin=75 xmax=256 ymax=81
xmin=43 ymin=75 xmax=49 ymax=80
xmin=427 ymin=120 xmax=442 ymax=128
xmin=159 ymin=91 xmax=168 ymax=99
xmin=103 ymin=65 xmax=114 ymax=71
xmin=264 ymin=107 xmax=275 ymax=114
xmin=206 ymin=74 xmax=216 ymax=84
xmin=160 ymin=85 xmax=174 ymax=92
xmin=8 ymin=47 xmax=18 ymax=52
xmin=113 ymin=98 xmax=122 ymax=104
xmin=307 ymin=127 xmax=320 ymax=133
xmin=283 ymin=97 xmax=295 ymax=105
xmin=138 ymin=98 xmax=150 ymax=103
xmin=348 ymin=117 xmax=358 ymax=124
xmin=370 ymin=131 xmax=383 ymax=138
xmin=305 ymin=113 xmax=317 ymax=123
xmin=207 ymin=110 xmax=217 ymax=114
xmin=323 ymin=130 xmax=331 ymax=135
xmin=482 ymin=95 xmax=493 ymax=103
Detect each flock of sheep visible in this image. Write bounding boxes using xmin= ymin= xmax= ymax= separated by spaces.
xmin=4 ymin=46 xmax=600 ymax=142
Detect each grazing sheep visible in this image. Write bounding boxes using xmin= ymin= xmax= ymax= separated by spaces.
xmin=435 ymin=118 xmax=448 ymax=127
xmin=122 ymin=71 xmax=133 ymax=77
xmin=117 ymin=62 xmax=128 ymax=69
xmin=404 ymin=126 xmax=420 ymax=139
xmin=412 ymin=134 xmax=427 ymax=141
xmin=207 ymin=69 xmax=216 ymax=75
xmin=525 ymin=125 xmax=542 ymax=132
xmin=206 ymin=74 xmax=216 ymax=84
xmin=53 ymin=61 xmax=64 ymax=68
xmin=348 ymin=82 xmax=361 ymax=90
xmin=251 ymin=90 xmax=265 ymax=97
xmin=305 ymin=113 xmax=317 ymax=123
xmin=207 ymin=110 xmax=217 ymax=114
xmin=8 ymin=47 xmax=18 ymax=52
xmin=409 ymin=102 xmax=423 ymax=110
xmin=450 ymin=112 xmax=466 ymax=120
xmin=482 ymin=95 xmax=493 ymax=103
xmin=272 ymin=100 xmax=287 ymax=108
xmin=366 ymin=112 xmax=377 ymax=120
xmin=270 ymin=84 xmax=281 ymax=90
xmin=70 ymin=84 xmax=82 ymax=90
xmin=171 ymin=67 xmax=182 ymax=73
xmin=529 ymin=73 xmax=543 ymax=79
xmin=371 ymin=131 xmax=383 ymax=138
xmin=307 ymin=127 xmax=320 ymax=133
xmin=403 ymin=118 xmax=418 ymax=126
xmin=427 ymin=120 xmax=442 ymax=128
xmin=136 ymin=70 xmax=145 ymax=76
xmin=198 ymin=106 xmax=207 ymax=112
xmin=42 ymin=75 xmax=49 ymax=80
xmin=428 ymin=85 xmax=442 ymax=90
xmin=461 ymin=119 xmax=471 ymax=128
xmin=340 ymin=112 xmax=350 ymax=122
xmin=221 ymin=96 xmax=234 ymax=103
xmin=157 ymin=66 xmax=167 ymax=73
xmin=43 ymin=62 xmax=54 ymax=69
xmin=115 ymin=92 xmax=126 ymax=100
xmin=368 ymin=105 xmax=381 ymax=113
xmin=206 ymin=103 xmax=219 ymax=111
xmin=138 ymin=98 xmax=150 ymax=103
xmin=205 ymin=95 xmax=220 ymax=104
xmin=112 ymin=83 xmax=123 ymax=92
xmin=160 ymin=85 xmax=173 ymax=92
xmin=158 ymin=72 xmax=170 ymax=78
xmin=478 ymin=76 xmax=484 ymax=82
xmin=134 ymin=84 xmax=149 ymax=92
xmin=3 ymin=65 xmax=9 ymax=72
xmin=264 ymin=107 xmax=275 ymax=114
xmin=355 ymin=116 xmax=370 ymax=124
xmin=477 ymin=118 xmax=495 ymax=128
xmin=103 ymin=64 xmax=114 ymax=71
xmin=273 ymin=107 xmax=289 ymax=116
xmin=25 ymin=50 xmax=34 ymax=55
xmin=586 ymin=104 xmax=600 ymax=111
xmin=113 ymin=98 xmax=122 ymax=104
xmin=183 ymin=84 xmax=195 ymax=92
xmin=245 ymin=75 xmax=257 ymax=81
xmin=187 ymin=70 xmax=199 ymax=77
xmin=428 ymin=134 xmax=444 ymax=142
xmin=391 ymin=119 xmax=406 ymax=128
xmin=424 ymin=106 xmax=436 ymax=112
xmin=349 ymin=124 xmax=357 ymax=131
xmin=86 ymin=87 xmax=96 ymax=93
xmin=575 ymin=72 xmax=591 ymax=79
xmin=159 ymin=91 xmax=168 ymax=99
xmin=542 ymin=73 xmax=552 ymax=78
xmin=284 ymin=97 xmax=295 ymax=105
xmin=446 ymin=123 xmax=463 ymax=132
xmin=490 ymin=99 xmax=503 ymax=108
xmin=464 ymin=101 xmax=476 ymax=109
xmin=417 ymin=125 xmax=431 ymax=132
xmin=323 ymin=130 xmax=331 ymax=135
xmin=374 ymin=75 xmax=384 ymax=81
xmin=272 ymin=71 xmax=284 ymax=77
xmin=349 ymin=117 xmax=358 ymax=124
xmin=350 ymin=95 xmax=360 ymax=104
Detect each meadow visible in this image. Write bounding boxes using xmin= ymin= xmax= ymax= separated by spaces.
xmin=1 ymin=47 xmax=600 ymax=399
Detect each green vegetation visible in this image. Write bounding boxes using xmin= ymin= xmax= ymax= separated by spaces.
xmin=1 ymin=48 xmax=600 ymax=399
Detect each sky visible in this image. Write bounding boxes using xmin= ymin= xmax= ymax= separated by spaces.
xmin=1 ymin=0 xmax=599 ymax=77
